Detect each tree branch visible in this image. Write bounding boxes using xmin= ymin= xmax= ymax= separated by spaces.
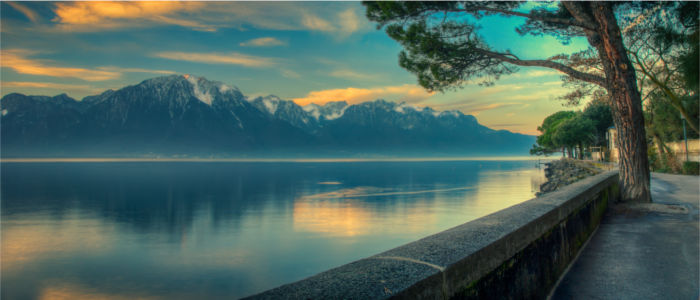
xmin=633 ymin=52 xmax=700 ymax=133
xmin=560 ymin=2 xmax=599 ymax=32
xmin=467 ymin=6 xmax=595 ymax=30
xmin=475 ymin=49 xmax=606 ymax=87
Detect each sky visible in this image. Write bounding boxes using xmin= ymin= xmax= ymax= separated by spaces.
xmin=0 ymin=1 xmax=591 ymax=135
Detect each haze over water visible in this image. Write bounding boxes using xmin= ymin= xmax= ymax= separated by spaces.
xmin=1 ymin=160 xmax=545 ymax=299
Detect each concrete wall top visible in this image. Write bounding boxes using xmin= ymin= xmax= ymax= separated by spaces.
xmin=245 ymin=170 xmax=620 ymax=299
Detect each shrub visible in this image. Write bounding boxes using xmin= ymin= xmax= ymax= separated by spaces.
xmin=682 ymin=161 xmax=700 ymax=175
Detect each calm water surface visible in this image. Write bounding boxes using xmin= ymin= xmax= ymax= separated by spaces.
xmin=1 ymin=160 xmax=545 ymax=299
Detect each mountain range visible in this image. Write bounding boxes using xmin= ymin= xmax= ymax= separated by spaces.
xmin=0 ymin=75 xmax=535 ymax=158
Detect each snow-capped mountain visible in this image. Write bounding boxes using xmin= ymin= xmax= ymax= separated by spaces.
xmin=1 ymin=75 xmax=534 ymax=157
xmin=302 ymin=101 xmax=349 ymax=121
xmin=251 ymin=95 xmax=319 ymax=132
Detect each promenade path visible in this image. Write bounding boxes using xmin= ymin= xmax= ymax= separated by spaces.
xmin=551 ymin=172 xmax=699 ymax=299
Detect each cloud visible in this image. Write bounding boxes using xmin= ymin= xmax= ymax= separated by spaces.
xmin=293 ymin=84 xmax=435 ymax=106
xmin=505 ymin=69 xmax=561 ymax=79
xmin=338 ymin=9 xmax=361 ymax=35
xmin=154 ymin=51 xmax=275 ymax=68
xmin=468 ymin=84 xmax=525 ymax=97
xmin=97 ymin=66 xmax=177 ymax=75
xmin=458 ymin=102 xmax=521 ymax=116
xmin=432 ymin=100 xmax=522 ymax=116
xmin=239 ymin=37 xmax=286 ymax=47
xmin=488 ymin=122 xmax=526 ymax=127
xmin=487 ymin=122 xmax=531 ymax=133
xmin=281 ymin=69 xmax=301 ymax=79
xmin=1 ymin=49 xmax=121 ymax=81
xmin=5 ymin=2 xmax=39 ymax=23
xmin=48 ymin=2 xmax=368 ymax=37
xmin=52 ymin=2 xmax=212 ymax=31
xmin=329 ymin=69 xmax=378 ymax=81
xmin=2 ymin=81 xmax=94 ymax=91
xmin=1 ymin=81 xmax=106 ymax=97
xmin=301 ymin=8 xmax=363 ymax=38
xmin=302 ymin=13 xmax=335 ymax=32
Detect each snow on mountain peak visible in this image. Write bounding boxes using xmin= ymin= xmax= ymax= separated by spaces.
xmin=185 ymin=75 xmax=213 ymax=106
xmin=302 ymin=104 xmax=321 ymax=120
xmin=439 ymin=110 xmax=461 ymax=117
xmin=218 ymin=84 xmax=232 ymax=93
xmin=261 ymin=95 xmax=282 ymax=114
xmin=324 ymin=105 xmax=348 ymax=120
xmin=301 ymin=101 xmax=348 ymax=121
xmin=321 ymin=101 xmax=349 ymax=120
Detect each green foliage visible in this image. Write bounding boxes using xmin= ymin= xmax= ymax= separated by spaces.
xmin=667 ymin=1 xmax=698 ymax=92
xmin=647 ymin=144 xmax=660 ymax=170
xmin=682 ymin=161 xmax=700 ymax=175
xmin=647 ymin=142 xmax=681 ymax=173
xmin=531 ymin=111 xmax=576 ymax=155
xmin=552 ymin=114 xmax=595 ymax=149
xmin=646 ymin=94 xmax=699 ymax=142
xmin=582 ymin=98 xmax=613 ymax=146
xmin=362 ymin=1 xmax=576 ymax=91
xmin=529 ymin=144 xmax=555 ymax=156
xmin=624 ymin=1 xmax=699 ymax=134
xmin=531 ymin=107 xmax=605 ymax=158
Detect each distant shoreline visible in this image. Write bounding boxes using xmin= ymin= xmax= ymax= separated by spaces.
xmin=0 ymin=156 xmax=553 ymax=163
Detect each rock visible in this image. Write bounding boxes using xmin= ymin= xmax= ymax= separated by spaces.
xmin=537 ymin=159 xmax=603 ymax=195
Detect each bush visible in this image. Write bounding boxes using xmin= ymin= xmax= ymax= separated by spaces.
xmin=682 ymin=161 xmax=700 ymax=175
xmin=649 ymin=151 xmax=681 ymax=173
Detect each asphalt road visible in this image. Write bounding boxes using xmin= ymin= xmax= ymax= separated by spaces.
xmin=551 ymin=173 xmax=699 ymax=300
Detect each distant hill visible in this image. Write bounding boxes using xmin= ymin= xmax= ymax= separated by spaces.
xmin=0 ymin=75 xmax=535 ymax=158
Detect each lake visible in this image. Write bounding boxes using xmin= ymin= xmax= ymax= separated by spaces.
xmin=1 ymin=160 xmax=545 ymax=299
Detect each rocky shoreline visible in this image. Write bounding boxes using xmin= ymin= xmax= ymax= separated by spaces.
xmin=537 ymin=159 xmax=603 ymax=196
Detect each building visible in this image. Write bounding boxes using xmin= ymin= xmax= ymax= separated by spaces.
xmin=608 ymin=127 xmax=700 ymax=163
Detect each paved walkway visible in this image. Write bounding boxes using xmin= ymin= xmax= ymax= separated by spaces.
xmin=551 ymin=173 xmax=699 ymax=299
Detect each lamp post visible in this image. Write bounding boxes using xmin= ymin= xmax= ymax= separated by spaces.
xmin=681 ymin=112 xmax=689 ymax=162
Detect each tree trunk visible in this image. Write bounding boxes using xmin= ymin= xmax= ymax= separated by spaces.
xmin=578 ymin=143 xmax=583 ymax=160
xmin=588 ymin=3 xmax=651 ymax=203
xmin=653 ymin=132 xmax=666 ymax=157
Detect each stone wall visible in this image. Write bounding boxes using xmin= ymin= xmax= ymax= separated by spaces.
xmin=245 ymin=171 xmax=620 ymax=299
xmin=666 ymin=139 xmax=700 ymax=162
xmin=538 ymin=159 xmax=602 ymax=195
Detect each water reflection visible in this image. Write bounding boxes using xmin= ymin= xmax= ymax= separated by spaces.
xmin=294 ymin=200 xmax=373 ymax=237
xmin=2 ymin=161 xmax=544 ymax=299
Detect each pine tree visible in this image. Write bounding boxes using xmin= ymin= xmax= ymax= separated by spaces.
xmin=364 ymin=1 xmax=651 ymax=202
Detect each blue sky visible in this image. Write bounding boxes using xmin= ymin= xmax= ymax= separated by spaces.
xmin=0 ymin=1 xmax=590 ymax=135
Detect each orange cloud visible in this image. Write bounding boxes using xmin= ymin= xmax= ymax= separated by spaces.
xmin=154 ymin=51 xmax=275 ymax=68
xmin=6 ymin=1 xmax=39 ymax=23
xmin=239 ymin=37 xmax=286 ymax=47
xmin=300 ymin=8 xmax=362 ymax=38
xmin=1 ymin=50 xmax=121 ymax=81
xmin=293 ymin=84 xmax=435 ymax=106
xmin=2 ymin=81 xmax=93 ymax=90
xmin=48 ymin=2 xmax=368 ymax=36
xmin=52 ymin=2 xmax=210 ymax=31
